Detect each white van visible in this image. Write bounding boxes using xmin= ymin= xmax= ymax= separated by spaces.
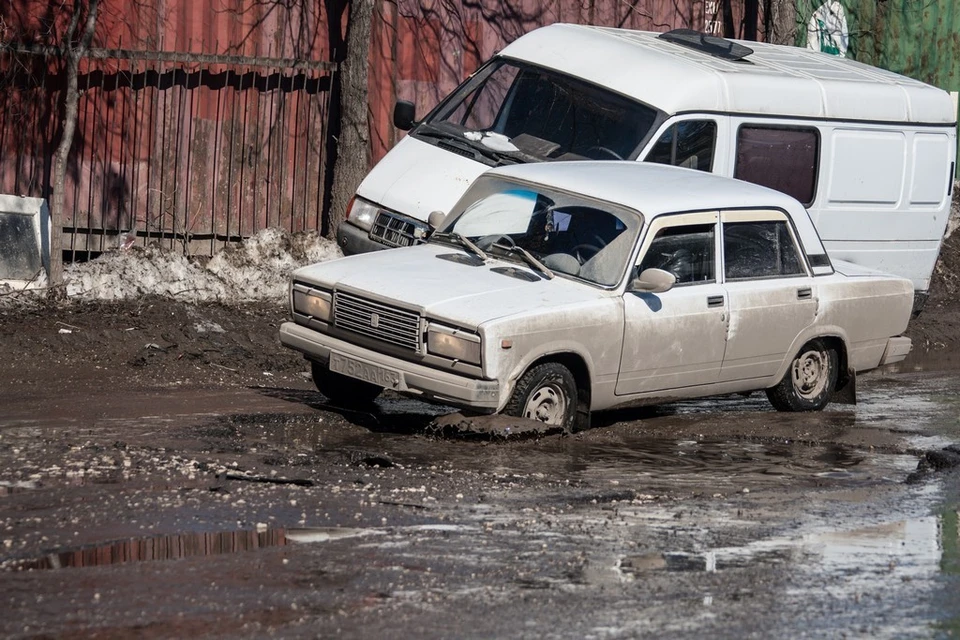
xmin=337 ymin=25 xmax=958 ymax=308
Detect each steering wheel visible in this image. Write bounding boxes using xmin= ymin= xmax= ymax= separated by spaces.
xmin=571 ymin=243 xmax=602 ymax=264
xmin=477 ymin=234 xmax=516 ymax=251
xmin=585 ymin=146 xmax=624 ymax=161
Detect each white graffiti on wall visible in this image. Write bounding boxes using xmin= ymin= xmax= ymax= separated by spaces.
xmin=807 ymin=1 xmax=849 ymax=56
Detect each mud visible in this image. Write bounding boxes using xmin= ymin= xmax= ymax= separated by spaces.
xmin=2 ymin=347 xmax=960 ymax=637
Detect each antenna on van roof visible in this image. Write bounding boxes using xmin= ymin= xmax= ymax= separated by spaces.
xmin=658 ymin=29 xmax=753 ymax=61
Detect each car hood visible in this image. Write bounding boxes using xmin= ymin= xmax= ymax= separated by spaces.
xmin=355 ymin=135 xmax=488 ymax=222
xmin=293 ymin=244 xmax=609 ymax=329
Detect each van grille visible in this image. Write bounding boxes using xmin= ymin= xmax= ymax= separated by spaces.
xmin=370 ymin=211 xmax=427 ymax=248
xmin=333 ymin=291 xmax=421 ymax=352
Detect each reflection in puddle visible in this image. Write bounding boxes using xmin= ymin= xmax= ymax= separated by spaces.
xmin=556 ymin=438 xmax=878 ymax=492
xmin=7 ymin=528 xmax=289 ymax=571
xmin=4 ymin=525 xmax=479 ymax=572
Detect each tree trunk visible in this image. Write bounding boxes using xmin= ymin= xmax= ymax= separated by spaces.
xmin=764 ymin=0 xmax=797 ymax=46
xmin=327 ymin=0 xmax=374 ymax=241
xmin=49 ymin=0 xmax=100 ymax=294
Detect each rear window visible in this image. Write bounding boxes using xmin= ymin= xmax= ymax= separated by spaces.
xmin=734 ymin=126 xmax=819 ymax=205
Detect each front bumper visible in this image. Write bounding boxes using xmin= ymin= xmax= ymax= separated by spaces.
xmin=336 ymin=222 xmax=389 ymax=256
xmin=280 ymin=322 xmax=501 ymax=411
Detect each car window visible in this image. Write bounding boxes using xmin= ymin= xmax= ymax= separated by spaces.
xmin=645 ymin=120 xmax=716 ymax=172
xmin=637 ymin=223 xmax=716 ymax=285
xmin=439 ymin=177 xmax=643 ymax=287
xmin=723 ymin=221 xmax=806 ymax=280
xmin=734 ymin=125 xmax=819 ymax=205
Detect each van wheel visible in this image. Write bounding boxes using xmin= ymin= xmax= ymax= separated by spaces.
xmin=504 ymin=363 xmax=578 ymax=432
xmin=311 ymin=361 xmax=382 ymax=407
xmin=766 ymin=340 xmax=838 ymax=412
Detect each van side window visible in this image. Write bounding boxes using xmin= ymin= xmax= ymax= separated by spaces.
xmin=646 ymin=121 xmax=716 ymax=172
xmin=734 ymin=126 xmax=819 ymax=205
xmin=724 ymin=221 xmax=805 ymax=280
xmin=637 ymin=223 xmax=716 ymax=284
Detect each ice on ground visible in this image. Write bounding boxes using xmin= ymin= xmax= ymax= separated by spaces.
xmin=0 ymin=229 xmax=342 ymax=306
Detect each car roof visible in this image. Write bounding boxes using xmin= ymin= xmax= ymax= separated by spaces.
xmin=487 ymin=161 xmax=797 ymax=215
xmin=484 ymin=161 xmax=829 ymax=258
xmin=499 ymin=24 xmax=956 ymax=125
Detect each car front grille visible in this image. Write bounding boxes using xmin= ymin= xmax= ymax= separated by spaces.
xmin=333 ymin=291 xmax=421 ymax=352
xmin=369 ymin=210 xmax=426 ymax=248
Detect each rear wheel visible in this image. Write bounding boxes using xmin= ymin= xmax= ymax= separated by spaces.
xmin=504 ymin=362 xmax=578 ymax=432
xmin=311 ymin=361 xmax=382 ymax=407
xmin=766 ymin=340 xmax=838 ymax=412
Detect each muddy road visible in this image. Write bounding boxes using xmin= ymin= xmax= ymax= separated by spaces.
xmin=2 ymin=348 xmax=959 ymax=638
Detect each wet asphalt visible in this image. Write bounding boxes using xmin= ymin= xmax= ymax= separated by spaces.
xmin=1 ymin=363 xmax=959 ymax=638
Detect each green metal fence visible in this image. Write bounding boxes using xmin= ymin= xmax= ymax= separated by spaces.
xmin=798 ymin=0 xmax=960 ymax=177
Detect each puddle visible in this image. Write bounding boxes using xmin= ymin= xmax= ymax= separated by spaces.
xmin=3 ymin=524 xmax=484 ymax=572
xmin=553 ymin=438 xmax=890 ymax=493
xmin=4 ymin=528 xmax=290 ymax=571
xmin=0 ymin=480 xmax=40 ymax=496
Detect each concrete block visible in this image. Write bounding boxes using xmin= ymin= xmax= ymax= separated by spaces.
xmin=0 ymin=195 xmax=49 ymax=289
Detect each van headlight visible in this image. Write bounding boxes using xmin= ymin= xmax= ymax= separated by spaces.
xmin=293 ymin=288 xmax=332 ymax=323
xmin=427 ymin=324 xmax=481 ymax=365
xmin=346 ymin=197 xmax=379 ymax=231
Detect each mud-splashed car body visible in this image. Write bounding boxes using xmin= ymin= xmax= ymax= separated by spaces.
xmin=280 ymin=162 xmax=914 ymax=431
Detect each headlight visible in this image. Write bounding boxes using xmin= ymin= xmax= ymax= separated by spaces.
xmin=427 ymin=324 xmax=481 ymax=365
xmin=293 ymin=289 xmax=332 ymax=322
xmin=346 ymin=196 xmax=379 ymax=231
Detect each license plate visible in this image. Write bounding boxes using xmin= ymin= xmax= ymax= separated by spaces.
xmin=329 ymin=352 xmax=400 ymax=388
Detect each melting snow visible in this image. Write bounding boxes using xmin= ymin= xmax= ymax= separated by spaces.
xmin=0 ymin=228 xmax=342 ymax=305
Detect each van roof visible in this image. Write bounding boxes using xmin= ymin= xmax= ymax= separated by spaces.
xmin=499 ymin=24 xmax=956 ymax=125
xmin=488 ymin=161 xmax=796 ymax=216
xmin=485 ymin=161 xmax=828 ymax=255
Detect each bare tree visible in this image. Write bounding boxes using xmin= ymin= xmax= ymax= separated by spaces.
xmin=48 ymin=0 xmax=101 ymax=292
xmin=327 ymin=0 xmax=375 ymax=239
xmin=764 ymin=0 xmax=797 ymax=45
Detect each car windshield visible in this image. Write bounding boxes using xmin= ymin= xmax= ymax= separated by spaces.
xmin=434 ymin=178 xmax=643 ymax=287
xmin=418 ymin=59 xmax=659 ymax=164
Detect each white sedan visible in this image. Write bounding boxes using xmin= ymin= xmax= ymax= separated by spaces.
xmin=281 ymin=162 xmax=914 ymax=431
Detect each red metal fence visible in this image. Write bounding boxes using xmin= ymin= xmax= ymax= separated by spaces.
xmin=0 ymin=48 xmax=333 ymax=258
xmin=1 ymin=0 xmax=757 ymax=258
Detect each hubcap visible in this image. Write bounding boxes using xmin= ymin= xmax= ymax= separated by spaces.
xmin=523 ymin=382 xmax=567 ymax=425
xmin=792 ymin=349 xmax=828 ymax=400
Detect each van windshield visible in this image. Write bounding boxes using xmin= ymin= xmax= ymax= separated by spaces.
xmin=417 ymin=59 xmax=659 ymax=165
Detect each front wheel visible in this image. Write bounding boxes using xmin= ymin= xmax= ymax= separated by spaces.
xmin=766 ymin=340 xmax=838 ymax=412
xmin=504 ymin=362 xmax=578 ymax=432
xmin=311 ymin=361 xmax=382 ymax=407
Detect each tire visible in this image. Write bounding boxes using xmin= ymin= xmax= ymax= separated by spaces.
xmin=504 ymin=362 xmax=578 ymax=432
xmin=311 ymin=361 xmax=382 ymax=407
xmin=766 ymin=340 xmax=838 ymax=412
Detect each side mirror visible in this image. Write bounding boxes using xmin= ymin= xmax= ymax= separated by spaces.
xmin=393 ymin=100 xmax=416 ymax=131
xmin=427 ymin=210 xmax=446 ymax=231
xmin=630 ymin=268 xmax=676 ymax=294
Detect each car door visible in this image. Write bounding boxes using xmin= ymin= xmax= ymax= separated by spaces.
xmin=616 ymin=212 xmax=728 ymax=396
xmin=718 ymin=209 xmax=817 ymax=383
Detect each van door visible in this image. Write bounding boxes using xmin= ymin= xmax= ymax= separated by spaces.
xmin=718 ymin=209 xmax=817 ymax=383
xmin=617 ymin=212 xmax=727 ymax=395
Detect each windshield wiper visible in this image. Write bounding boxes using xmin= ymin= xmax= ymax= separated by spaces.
xmin=432 ymin=231 xmax=488 ymax=261
xmin=491 ymin=242 xmax=554 ymax=280
xmin=416 ymin=124 xmax=523 ymax=166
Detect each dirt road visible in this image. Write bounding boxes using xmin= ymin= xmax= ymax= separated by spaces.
xmin=1 ymin=328 xmax=959 ymax=637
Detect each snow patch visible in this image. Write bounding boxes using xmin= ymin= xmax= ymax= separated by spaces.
xmin=0 ymin=229 xmax=342 ymax=306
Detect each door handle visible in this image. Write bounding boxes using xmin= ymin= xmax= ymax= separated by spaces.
xmin=797 ymin=287 xmax=812 ymax=300
xmin=707 ymin=295 xmax=724 ymax=307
